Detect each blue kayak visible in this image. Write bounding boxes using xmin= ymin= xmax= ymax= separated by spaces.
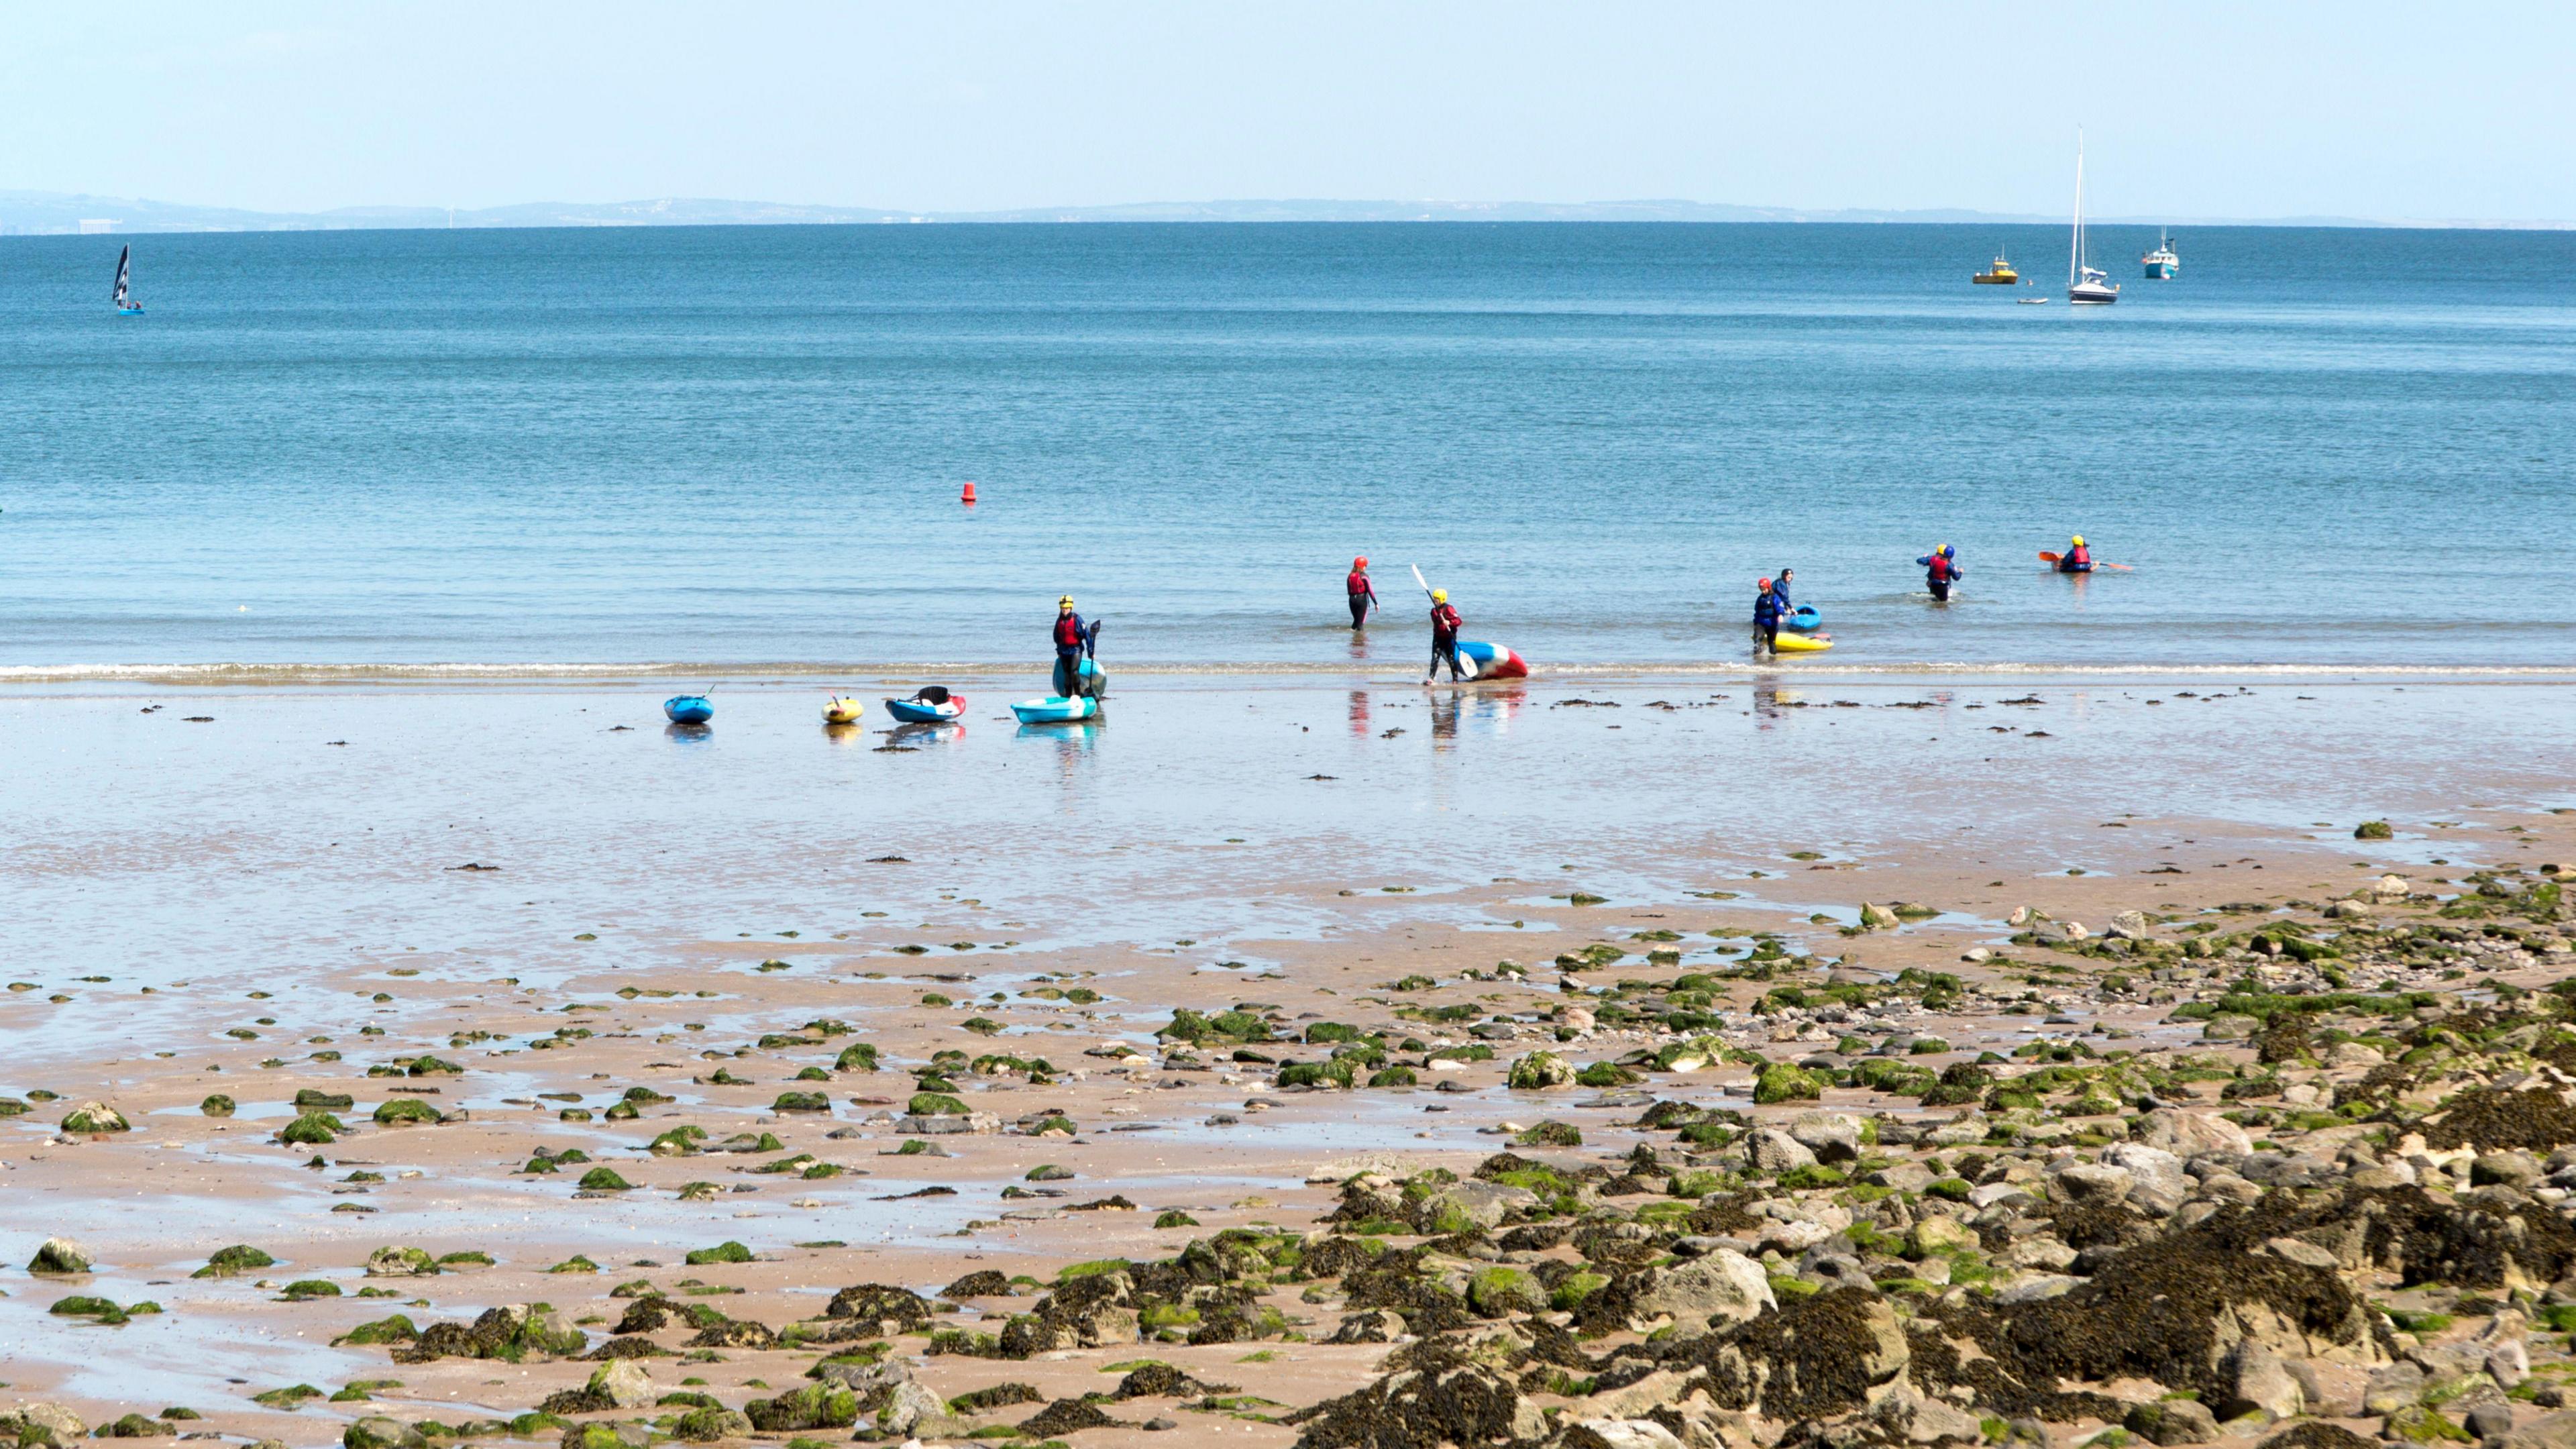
xmin=663 ymin=694 xmax=713 ymax=724
xmin=1785 ymin=605 xmax=1823 ymax=633
xmin=1012 ymin=696 xmax=1098 ymax=724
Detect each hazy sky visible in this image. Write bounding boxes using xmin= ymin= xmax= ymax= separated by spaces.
xmin=3 ymin=2 xmax=2569 ymax=220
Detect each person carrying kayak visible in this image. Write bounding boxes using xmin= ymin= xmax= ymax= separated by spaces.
xmin=1752 ymin=576 xmax=1782 ymax=655
xmin=1425 ymin=588 xmax=1465 ymax=684
xmin=2058 ymin=535 xmax=2094 ymax=574
xmin=1917 ymin=544 xmax=1963 ymax=601
xmin=1051 ymin=595 xmax=1091 ymax=697
xmin=1346 ymin=556 xmax=1379 ymax=629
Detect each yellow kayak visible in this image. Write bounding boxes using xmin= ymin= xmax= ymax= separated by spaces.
xmin=823 ymin=696 xmax=865 ymax=724
xmin=1770 ymin=633 xmax=1834 ymax=654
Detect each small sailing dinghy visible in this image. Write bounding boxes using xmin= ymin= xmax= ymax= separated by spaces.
xmin=2065 ymin=133 xmax=2119 ymax=306
xmin=113 ymin=246 xmax=144 ymax=316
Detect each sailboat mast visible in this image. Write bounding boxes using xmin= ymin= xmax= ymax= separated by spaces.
xmin=2069 ymin=131 xmax=2084 ymax=288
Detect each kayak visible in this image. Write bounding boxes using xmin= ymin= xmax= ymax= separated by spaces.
xmin=1770 ymin=633 xmax=1835 ymax=654
xmin=1456 ymin=641 xmax=1529 ymax=681
xmin=885 ymin=686 xmax=964 ymax=724
xmin=822 ymin=696 xmax=865 ymax=724
xmin=663 ymin=694 xmax=714 ymax=724
xmin=1012 ymin=696 xmax=1099 ymax=725
xmin=1785 ymin=605 xmax=1823 ymax=633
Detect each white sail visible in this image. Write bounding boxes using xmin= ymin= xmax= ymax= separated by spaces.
xmin=2068 ymin=133 xmax=2083 ymax=290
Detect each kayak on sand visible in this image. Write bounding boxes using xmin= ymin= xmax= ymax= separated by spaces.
xmin=884 ymin=686 xmax=965 ymax=724
xmin=1012 ymin=696 xmax=1099 ymax=724
xmin=1453 ymin=641 xmax=1529 ymax=681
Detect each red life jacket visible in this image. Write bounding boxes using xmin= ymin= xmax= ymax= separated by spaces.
xmin=1054 ymin=614 xmax=1085 ymax=649
xmin=1432 ymin=603 xmax=1462 ymax=640
xmin=1347 ymin=570 xmax=1373 ymax=598
xmin=1927 ymin=554 xmax=1954 ymax=582
xmin=2066 ymin=545 xmax=2092 ymax=568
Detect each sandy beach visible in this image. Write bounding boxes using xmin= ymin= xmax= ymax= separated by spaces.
xmin=9 ymin=670 xmax=2576 ymax=1449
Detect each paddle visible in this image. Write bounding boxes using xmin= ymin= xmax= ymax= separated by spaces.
xmin=1410 ymin=564 xmax=1435 ymax=602
xmin=2039 ymin=551 xmax=2135 ymax=572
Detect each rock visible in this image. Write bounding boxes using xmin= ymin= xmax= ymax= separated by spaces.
xmin=2126 ymin=1398 xmax=2221 ymax=1446
xmin=2327 ymin=1041 xmax=2387 ymax=1070
xmin=7 ymin=1404 xmax=88 ymax=1440
xmin=2363 ymin=1362 xmax=2428 ymax=1416
xmin=2053 ymin=1163 xmax=2135 ymax=1204
xmin=1467 ymin=1267 xmax=1549 ymax=1316
xmin=2101 ymin=1143 xmax=2191 ymax=1214
xmin=2003 ymin=1236 xmax=2078 ymax=1271
xmin=1788 ymin=1111 xmax=1862 ymax=1163
xmin=1908 ymin=1216 xmax=1979 ymax=1256
xmin=2490 ymin=1339 xmax=2532 ymax=1389
xmin=2216 ymin=1340 xmax=2306 ymax=1421
xmin=58 ymin=1101 xmax=129 ymax=1134
xmin=1622 ymin=1248 xmax=1774 ymax=1330
xmin=1993 ymin=1274 xmax=2083 ymax=1304
xmin=1872 ymin=1383 xmax=1986 ymax=1445
xmin=2261 ymin=1236 xmax=2343 ymax=1270
xmin=1417 ymin=1179 xmax=1540 ymax=1232
xmin=589 ymin=1358 xmax=653 ymax=1409
xmin=365 ymin=1246 xmax=439 ymax=1277
xmin=2371 ymin=874 xmax=2415 ymax=900
xmin=873 ymin=1381 xmax=951 ymax=1436
xmin=2468 ymin=1404 xmax=2518 ymax=1440
xmin=27 ymin=1238 xmax=93 ymax=1275
xmin=1860 ymin=902 xmax=1902 ymax=930
xmin=2110 ymin=910 xmax=2151 ymax=939
xmin=2008 ymin=906 xmax=2035 ymax=926
xmin=2492 ymin=1410 xmax=2576 ymax=1449
xmin=1564 ymin=1421 xmax=1689 ymax=1449
xmin=1745 ymin=1127 xmax=1819 ymax=1174
xmin=1507 ymin=1051 xmax=1574 ymax=1089
xmin=2324 ymin=899 xmax=2373 ymax=920
xmin=669 ymin=1408 xmax=753 ymax=1443
xmin=343 ymin=1418 xmax=428 ymax=1449
xmin=2137 ymin=1108 xmax=2254 ymax=1159
xmin=1328 ymin=1308 xmax=1407 ymax=1343
xmin=2385 ymin=1406 xmax=2466 ymax=1444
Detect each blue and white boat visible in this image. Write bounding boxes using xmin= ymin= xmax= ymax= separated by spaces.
xmin=2142 ymin=229 xmax=2180 ymax=279
xmin=663 ymin=694 xmax=713 ymax=724
xmin=113 ymin=245 xmax=144 ymax=315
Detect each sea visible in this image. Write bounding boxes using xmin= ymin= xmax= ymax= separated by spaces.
xmin=2 ymin=221 xmax=2572 ymax=674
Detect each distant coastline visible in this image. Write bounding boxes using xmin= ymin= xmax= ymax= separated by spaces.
xmin=4 ymin=189 xmax=2571 ymax=235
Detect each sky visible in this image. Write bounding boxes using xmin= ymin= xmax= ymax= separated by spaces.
xmin=1 ymin=2 xmax=2569 ymax=221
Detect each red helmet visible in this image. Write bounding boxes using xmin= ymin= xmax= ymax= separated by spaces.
xmin=1354 ymin=555 xmax=1368 ymax=569
xmin=1758 ymin=577 xmax=1772 ymax=590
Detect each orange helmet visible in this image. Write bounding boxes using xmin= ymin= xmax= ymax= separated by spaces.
xmin=1354 ymin=556 xmax=1368 ymax=569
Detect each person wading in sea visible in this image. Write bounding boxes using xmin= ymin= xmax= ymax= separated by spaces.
xmin=1051 ymin=595 xmax=1089 ymax=698
xmin=1346 ymin=557 xmax=1379 ymax=629
xmin=1918 ymin=545 xmax=1963 ymax=601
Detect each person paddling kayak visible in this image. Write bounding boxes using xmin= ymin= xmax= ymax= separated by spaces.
xmin=1425 ymin=588 xmax=1464 ymax=684
xmin=1917 ymin=544 xmax=1964 ymax=601
xmin=1752 ymin=576 xmax=1782 ymax=655
xmin=2057 ymin=535 xmax=2094 ymax=574
xmin=1051 ymin=595 xmax=1090 ymax=697
xmin=1346 ymin=556 xmax=1379 ymax=629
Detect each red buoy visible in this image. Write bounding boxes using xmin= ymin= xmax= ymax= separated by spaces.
xmin=960 ymin=481 xmax=978 ymax=506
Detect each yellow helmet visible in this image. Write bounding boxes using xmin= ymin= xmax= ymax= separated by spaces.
xmin=1057 ymin=595 xmax=1074 ymax=608
xmin=2071 ymin=535 xmax=2085 ymax=547
xmin=1431 ymin=588 xmax=1448 ymax=604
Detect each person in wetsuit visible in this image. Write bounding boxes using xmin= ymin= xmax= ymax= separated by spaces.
xmin=1918 ymin=544 xmax=1963 ymax=600
xmin=2059 ymin=535 xmax=2094 ymax=574
xmin=1346 ymin=556 xmax=1379 ymax=629
xmin=1752 ymin=576 xmax=1782 ymax=655
xmin=1051 ymin=595 xmax=1089 ymax=696
xmin=1426 ymin=588 xmax=1464 ymax=684
xmin=1768 ymin=568 xmax=1796 ymax=630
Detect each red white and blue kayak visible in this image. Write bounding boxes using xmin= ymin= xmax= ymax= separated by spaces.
xmin=1456 ymin=641 xmax=1529 ymax=680
xmin=885 ymin=688 xmax=965 ymax=724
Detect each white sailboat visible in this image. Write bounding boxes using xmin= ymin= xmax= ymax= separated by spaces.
xmin=2067 ymin=132 xmax=2119 ymax=306
xmin=113 ymin=245 xmax=144 ymax=315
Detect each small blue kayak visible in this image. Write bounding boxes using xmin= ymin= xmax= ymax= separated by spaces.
xmin=1012 ymin=696 xmax=1098 ymax=725
xmin=1786 ymin=605 xmax=1823 ymax=633
xmin=663 ymin=694 xmax=713 ymax=724
xmin=885 ymin=686 xmax=965 ymax=724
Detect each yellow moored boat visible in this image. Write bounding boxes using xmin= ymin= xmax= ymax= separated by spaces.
xmin=1973 ymin=253 xmax=2019 ymax=284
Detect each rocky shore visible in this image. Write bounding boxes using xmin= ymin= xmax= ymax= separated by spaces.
xmin=11 ymin=814 xmax=2576 ymax=1449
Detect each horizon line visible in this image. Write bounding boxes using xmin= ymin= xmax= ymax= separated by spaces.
xmin=3 ymin=189 xmax=2573 ymax=234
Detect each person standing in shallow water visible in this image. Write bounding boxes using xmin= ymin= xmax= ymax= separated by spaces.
xmin=1752 ymin=576 xmax=1782 ymax=656
xmin=1346 ymin=557 xmax=1379 ymax=629
xmin=1051 ymin=595 xmax=1088 ymax=697
xmin=1425 ymin=588 xmax=1464 ymax=684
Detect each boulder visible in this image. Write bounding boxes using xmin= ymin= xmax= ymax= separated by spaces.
xmin=2215 ymin=1340 xmax=2306 ymax=1421
xmin=1744 ymin=1127 xmax=1819 ymax=1174
xmin=2101 ymin=1143 xmax=2192 ymax=1214
xmin=1417 ymin=1179 xmax=1540 ymax=1232
xmin=1623 ymin=1249 xmax=1774 ymax=1331
xmin=589 ymin=1358 xmax=653 ymax=1410
xmin=27 ymin=1238 xmax=93 ymax=1275
xmin=2363 ymin=1362 xmax=2428 ymax=1416
xmin=1859 ymin=902 xmax=1902 ymax=930
xmin=2052 ymin=1163 xmax=2135 ymax=1205
xmin=1507 ymin=1051 xmax=1574 ymax=1089
xmin=1872 ymin=1383 xmax=1988 ymax=1446
xmin=1907 ymin=1216 xmax=1978 ymax=1256
xmin=2109 ymin=910 xmax=2151 ymax=939
xmin=343 ymin=1419 xmax=428 ymax=1449
xmin=1563 ymin=1421 xmax=1688 ymax=1449
xmin=2125 ymin=1397 xmax=2220 ymax=1446
xmin=2137 ymin=1109 xmax=2253 ymax=1159
xmin=6 ymin=1404 xmax=88 ymax=1440
xmin=1787 ymin=1112 xmax=1862 ymax=1163
xmin=2492 ymin=1411 xmax=2576 ymax=1449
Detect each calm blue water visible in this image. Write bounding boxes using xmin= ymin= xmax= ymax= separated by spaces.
xmin=1 ymin=222 xmax=2571 ymax=672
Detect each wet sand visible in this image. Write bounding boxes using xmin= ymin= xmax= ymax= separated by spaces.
xmin=7 ymin=670 xmax=2576 ymax=1444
